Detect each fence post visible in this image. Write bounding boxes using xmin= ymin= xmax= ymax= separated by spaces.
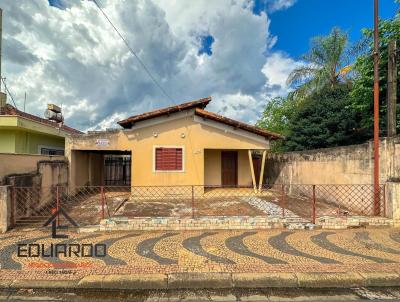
xmin=383 ymin=184 xmax=386 ymax=217
xmin=101 ymin=186 xmax=105 ymax=220
xmin=12 ymin=187 xmax=16 ymax=227
xmin=281 ymin=184 xmax=285 ymax=218
xmin=191 ymin=186 xmax=195 ymax=219
xmin=312 ymin=185 xmax=316 ymax=224
xmin=56 ymin=186 xmax=60 ymax=227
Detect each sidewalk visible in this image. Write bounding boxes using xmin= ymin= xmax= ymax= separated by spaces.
xmin=0 ymin=228 xmax=400 ymax=289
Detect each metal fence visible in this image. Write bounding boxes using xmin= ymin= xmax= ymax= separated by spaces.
xmin=11 ymin=184 xmax=386 ymax=227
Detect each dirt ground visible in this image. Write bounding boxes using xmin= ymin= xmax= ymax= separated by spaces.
xmin=60 ymin=188 xmax=351 ymax=225
xmin=118 ymin=197 xmax=265 ymax=218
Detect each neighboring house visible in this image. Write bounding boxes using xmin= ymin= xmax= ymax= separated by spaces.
xmin=66 ymin=97 xmax=281 ymax=189
xmin=0 ymin=94 xmax=81 ymax=155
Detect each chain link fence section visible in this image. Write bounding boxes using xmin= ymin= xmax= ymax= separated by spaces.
xmin=11 ymin=184 xmax=387 ymax=227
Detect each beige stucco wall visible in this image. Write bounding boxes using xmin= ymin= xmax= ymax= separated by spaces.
xmin=266 ymin=137 xmax=400 ymax=219
xmin=204 ymin=149 xmax=221 ymax=186
xmin=66 ymin=112 xmax=269 ymax=188
xmin=266 ymin=137 xmax=400 ymax=185
xmin=0 ymin=153 xmax=66 ymax=184
xmin=71 ymin=150 xmax=90 ymax=187
xmin=238 ymin=150 xmax=253 ymax=186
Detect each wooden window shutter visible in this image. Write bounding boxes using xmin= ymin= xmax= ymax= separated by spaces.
xmin=155 ymin=148 xmax=183 ymax=171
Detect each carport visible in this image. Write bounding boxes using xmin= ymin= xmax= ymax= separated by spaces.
xmin=70 ymin=150 xmax=131 ymax=189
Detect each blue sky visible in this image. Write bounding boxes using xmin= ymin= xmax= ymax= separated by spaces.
xmin=7 ymin=0 xmax=398 ymax=130
xmin=48 ymin=0 xmax=399 ymax=60
xmin=267 ymin=0 xmax=399 ymax=58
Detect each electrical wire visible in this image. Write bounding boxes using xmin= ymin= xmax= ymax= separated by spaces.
xmin=92 ymin=0 xmax=202 ymax=183
xmin=92 ymin=0 xmax=176 ymax=105
xmin=1 ymin=77 xmax=18 ymax=109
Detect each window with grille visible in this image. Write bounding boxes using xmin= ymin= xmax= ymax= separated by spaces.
xmin=40 ymin=148 xmax=64 ymax=156
xmin=154 ymin=147 xmax=183 ymax=171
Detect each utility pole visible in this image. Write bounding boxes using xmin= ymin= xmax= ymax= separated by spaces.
xmin=387 ymin=40 xmax=397 ymax=137
xmin=373 ymin=0 xmax=380 ymax=216
xmin=0 ymin=7 xmax=5 ymax=111
xmin=0 ymin=8 xmax=2 ymax=92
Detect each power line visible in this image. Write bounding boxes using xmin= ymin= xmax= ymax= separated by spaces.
xmin=1 ymin=77 xmax=18 ymax=109
xmin=92 ymin=0 xmax=176 ymax=104
xmin=92 ymin=1 xmax=202 ymax=183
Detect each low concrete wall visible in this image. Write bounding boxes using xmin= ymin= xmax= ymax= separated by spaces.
xmin=386 ymin=181 xmax=400 ymax=222
xmin=94 ymin=215 xmax=393 ymax=232
xmin=0 ymin=153 xmax=68 ymax=187
xmin=266 ymin=137 xmax=400 ymax=220
xmin=266 ymin=136 xmax=400 ymax=185
xmin=0 ymin=186 xmax=11 ymax=233
xmin=0 ymin=153 xmax=68 ymax=221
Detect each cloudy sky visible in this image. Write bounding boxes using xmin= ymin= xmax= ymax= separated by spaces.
xmin=0 ymin=0 xmax=397 ymax=131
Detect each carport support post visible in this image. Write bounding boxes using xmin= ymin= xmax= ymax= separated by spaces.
xmin=248 ymin=150 xmax=257 ymax=193
xmin=100 ymin=186 xmax=105 ymax=220
xmin=258 ymin=150 xmax=267 ymax=192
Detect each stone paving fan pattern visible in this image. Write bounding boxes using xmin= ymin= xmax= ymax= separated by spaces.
xmin=0 ymin=228 xmax=400 ymax=280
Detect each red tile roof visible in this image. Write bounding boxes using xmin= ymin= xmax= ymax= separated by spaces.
xmin=118 ymin=97 xmax=211 ymax=128
xmin=0 ymin=104 xmax=82 ymax=135
xmin=118 ymin=96 xmax=282 ymax=140
xmin=194 ymin=108 xmax=282 ymax=140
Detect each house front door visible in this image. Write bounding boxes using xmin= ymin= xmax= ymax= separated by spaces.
xmin=221 ymin=151 xmax=238 ymax=187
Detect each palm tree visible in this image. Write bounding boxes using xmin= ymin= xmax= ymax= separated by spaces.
xmin=287 ymin=28 xmax=353 ymax=99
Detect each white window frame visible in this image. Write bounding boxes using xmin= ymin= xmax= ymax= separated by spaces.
xmin=153 ymin=145 xmax=185 ymax=173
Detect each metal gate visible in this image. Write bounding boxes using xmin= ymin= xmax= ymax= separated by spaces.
xmin=104 ymin=155 xmax=131 ymax=186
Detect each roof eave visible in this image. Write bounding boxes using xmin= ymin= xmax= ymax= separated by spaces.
xmin=117 ymin=97 xmax=212 ymax=128
xmin=194 ymin=109 xmax=283 ymax=140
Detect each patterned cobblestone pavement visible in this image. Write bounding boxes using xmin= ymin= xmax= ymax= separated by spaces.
xmin=0 ymin=228 xmax=400 ymax=281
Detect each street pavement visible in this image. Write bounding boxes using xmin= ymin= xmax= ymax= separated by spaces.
xmin=0 ymin=227 xmax=400 ymax=282
xmin=3 ymin=287 xmax=400 ymax=301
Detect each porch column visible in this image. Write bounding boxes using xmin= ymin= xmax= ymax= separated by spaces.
xmin=248 ymin=150 xmax=257 ymax=193
xmin=258 ymin=150 xmax=267 ymax=192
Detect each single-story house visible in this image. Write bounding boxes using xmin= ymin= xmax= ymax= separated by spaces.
xmin=66 ymin=97 xmax=281 ymax=190
xmin=0 ymin=93 xmax=81 ymax=155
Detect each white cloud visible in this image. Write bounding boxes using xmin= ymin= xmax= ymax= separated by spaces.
xmin=268 ymin=0 xmax=297 ymax=12
xmin=262 ymin=51 xmax=303 ymax=97
xmin=0 ymin=0 xmax=299 ymax=131
xmin=208 ymin=93 xmax=262 ymax=124
xmin=86 ymin=112 xmax=126 ymax=131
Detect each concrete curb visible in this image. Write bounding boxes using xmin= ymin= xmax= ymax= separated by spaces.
xmin=296 ymin=272 xmax=365 ymax=288
xmin=232 ymin=272 xmax=297 ymax=288
xmin=77 ymin=274 xmax=167 ymax=290
xmin=1 ymin=272 xmax=400 ymax=290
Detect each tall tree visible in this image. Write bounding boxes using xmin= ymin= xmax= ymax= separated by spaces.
xmin=256 ymin=96 xmax=300 ymax=151
xmin=284 ymin=85 xmax=367 ymax=151
xmin=287 ymin=28 xmax=352 ymax=99
xmin=350 ymin=11 xmax=400 ymax=136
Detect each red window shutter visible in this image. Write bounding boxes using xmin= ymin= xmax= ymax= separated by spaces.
xmin=155 ymin=148 xmax=183 ymax=171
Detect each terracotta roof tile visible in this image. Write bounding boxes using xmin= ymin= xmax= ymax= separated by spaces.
xmin=194 ymin=108 xmax=282 ymax=140
xmin=0 ymin=104 xmax=82 ymax=135
xmin=118 ymin=97 xmax=211 ymax=128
